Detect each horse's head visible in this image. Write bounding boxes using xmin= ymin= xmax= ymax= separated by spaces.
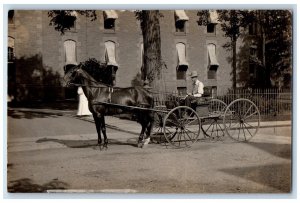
xmin=63 ymin=65 xmax=82 ymax=87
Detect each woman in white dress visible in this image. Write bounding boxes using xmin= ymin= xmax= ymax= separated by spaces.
xmin=77 ymin=86 xmax=92 ymax=116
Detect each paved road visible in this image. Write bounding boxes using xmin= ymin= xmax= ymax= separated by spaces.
xmin=6 ymin=108 xmax=292 ymax=194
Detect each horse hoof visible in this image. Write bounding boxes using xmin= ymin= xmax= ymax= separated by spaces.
xmin=137 ymin=142 xmax=143 ymax=148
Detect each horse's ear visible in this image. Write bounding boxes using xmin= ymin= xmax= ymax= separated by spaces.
xmin=113 ymin=66 xmax=118 ymax=72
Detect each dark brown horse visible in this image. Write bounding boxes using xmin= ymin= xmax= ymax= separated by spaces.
xmin=64 ymin=65 xmax=154 ymax=149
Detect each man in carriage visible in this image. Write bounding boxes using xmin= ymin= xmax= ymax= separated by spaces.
xmin=184 ymin=70 xmax=204 ymax=111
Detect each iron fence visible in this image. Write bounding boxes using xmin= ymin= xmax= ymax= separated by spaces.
xmin=216 ymin=88 xmax=292 ymax=120
xmin=153 ymin=88 xmax=292 ymax=120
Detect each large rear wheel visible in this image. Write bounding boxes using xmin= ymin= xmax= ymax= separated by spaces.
xmin=223 ymin=99 xmax=260 ymax=142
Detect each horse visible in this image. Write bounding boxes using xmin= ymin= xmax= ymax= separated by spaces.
xmin=64 ymin=65 xmax=154 ymax=149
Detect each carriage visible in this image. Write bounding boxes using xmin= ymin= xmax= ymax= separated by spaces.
xmin=64 ymin=65 xmax=261 ymax=149
xmin=149 ymin=93 xmax=260 ymax=148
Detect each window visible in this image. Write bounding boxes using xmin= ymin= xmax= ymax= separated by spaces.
xmin=175 ymin=21 xmax=186 ymax=32
xmin=207 ymin=23 xmax=215 ymax=33
xmin=64 ymin=11 xmax=77 ymax=31
xmin=204 ymin=86 xmax=217 ymax=97
xmin=176 ymin=43 xmax=189 ymax=80
xmin=104 ymin=41 xmax=118 ymax=67
xmin=8 ymin=37 xmax=15 ymax=62
xmin=177 ymin=87 xmax=187 ymax=96
xmin=64 ymin=40 xmax=77 ymax=66
xmin=207 ymin=43 xmax=219 ymax=70
xmin=211 ymin=86 xmax=217 ymax=98
xmin=103 ymin=10 xmax=118 ymax=31
xmin=207 ymin=10 xmax=219 ymax=34
xmin=8 ymin=47 xmax=14 ymax=61
xmin=207 ymin=43 xmax=219 ymax=80
xmin=8 ymin=10 xmax=14 ymax=24
xmin=174 ymin=10 xmax=189 ymax=33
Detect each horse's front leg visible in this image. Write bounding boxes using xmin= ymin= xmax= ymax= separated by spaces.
xmin=101 ymin=116 xmax=108 ymax=149
xmin=138 ymin=125 xmax=146 ymax=148
xmin=93 ymin=114 xmax=102 ymax=150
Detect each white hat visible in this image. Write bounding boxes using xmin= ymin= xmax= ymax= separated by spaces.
xmin=190 ymin=71 xmax=198 ymax=78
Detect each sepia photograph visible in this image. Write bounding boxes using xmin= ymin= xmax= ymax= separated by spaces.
xmin=5 ymin=4 xmax=293 ymax=196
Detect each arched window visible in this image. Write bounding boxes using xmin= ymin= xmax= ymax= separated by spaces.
xmin=64 ymin=40 xmax=77 ymax=65
xmin=104 ymin=41 xmax=118 ymax=67
xmin=176 ymin=42 xmax=189 ymax=80
xmin=207 ymin=43 xmax=219 ymax=79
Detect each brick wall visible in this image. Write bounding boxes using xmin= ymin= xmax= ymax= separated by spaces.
xmin=10 ymin=10 xmax=234 ymax=101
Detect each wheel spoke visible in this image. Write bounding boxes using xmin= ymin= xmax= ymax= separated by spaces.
xmin=237 ymin=123 xmax=241 ymax=140
xmin=165 ymin=119 xmax=180 ymax=127
xmin=243 ymin=121 xmax=256 ymax=129
xmin=183 ymin=129 xmax=194 ymax=141
xmin=185 ymin=128 xmax=198 ymax=138
xmin=244 ymin=110 xmax=259 ymax=120
xmin=203 ymin=121 xmax=214 ymax=133
xmin=243 ymin=123 xmax=254 ymax=137
xmin=241 ymin=123 xmax=247 ymax=141
xmin=185 ymin=118 xmax=198 ymax=126
xmin=244 ymin=105 xmax=253 ymax=118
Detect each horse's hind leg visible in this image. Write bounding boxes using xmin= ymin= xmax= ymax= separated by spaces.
xmin=101 ymin=116 xmax=108 ymax=149
xmin=143 ymin=114 xmax=154 ymax=147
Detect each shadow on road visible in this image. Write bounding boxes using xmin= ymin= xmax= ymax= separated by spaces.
xmin=8 ymin=109 xmax=64 ymax=119
xmin=36 ymin=137 xmax=138 ymax=148
xmin=8 ymin=178 xmax=69 ymax=193
xmin=220 ymin=163 xmax=291 ymax=192
xmin=247 ymin=142 xmax=291 ymax=159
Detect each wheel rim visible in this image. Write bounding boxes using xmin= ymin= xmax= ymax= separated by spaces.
xmin=201 ymin=99 xmax=227 ymax=139
xmin=151 ymin=109 xmax=167 ymax=144
xmin=163 ymin=106 xmax=201 ymax=148
xmin=223 ymin=99 xmax=260 ymax=142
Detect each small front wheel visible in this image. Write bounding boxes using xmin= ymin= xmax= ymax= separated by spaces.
xmin=163 ymin=106 xmax=201 ymax=148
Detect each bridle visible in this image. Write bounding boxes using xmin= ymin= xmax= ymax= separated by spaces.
xmin=65 ymin=66 xmax=115 ymax=101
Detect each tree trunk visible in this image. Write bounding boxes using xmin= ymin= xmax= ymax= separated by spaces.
xmin=232 ymin=39 xmax=237 ymax=89
xmin=141 ymin=10 xmax=162 ymax=89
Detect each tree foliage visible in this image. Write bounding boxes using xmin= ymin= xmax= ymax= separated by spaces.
xmin=48 ymin=10 xmax=97 ymax=34
xmin=197 ymin=10 xmax=292 ymax=88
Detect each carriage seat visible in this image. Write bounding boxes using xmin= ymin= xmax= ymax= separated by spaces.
xmin=193 ymin=96 xmax=212 ymax=106
xmin=194 ymin=97 xmax=212 ymax=117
